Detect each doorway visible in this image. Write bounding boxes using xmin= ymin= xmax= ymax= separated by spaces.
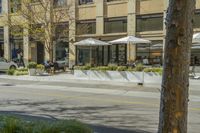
xmin=37 ymin=42 xmax=44 ymax=64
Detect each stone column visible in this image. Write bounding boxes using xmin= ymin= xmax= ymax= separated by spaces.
xmin=68 ymin=0 xmax=76 ymax=68
xmin=127 ymin=0 xmax=136 ymax=62
xmin=23 ymin=27 xmax=30 ymax=66
xmin=3 ymin=0 xmax=10 ymax=60
xmin=96 ymin=0 xmax=104 ymax=36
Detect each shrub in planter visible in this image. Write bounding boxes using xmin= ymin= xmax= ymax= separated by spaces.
xmin=14 ymin=70 xmax=28 ymax=76
xmin=36 ymin=64 xmax=45 ymax=75
xmin=74 ymin=65 xmax=91 ymax=70
xmin=126 ymin=67 xmax=137 ymax=72
xmin=7 ymin=69 xmax=15 ymax=75
xmin=27 ymin=62 xmax=37 ymax=69
xmin=135 ymin=63 xmax=144 ymax=71
xmin=144 ymin=67 xmax=163 ymax=75
xmin=27 ymin=62 xmax=37 ymax=76
xmin=116 ymin=66 xmax=127 ymax=71
xmin=108 ymin=63 xmax=118 ymax=71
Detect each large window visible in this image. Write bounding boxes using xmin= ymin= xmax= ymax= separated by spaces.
xmin=10 ymin=0 xmax=21 ymax=13
xmin=53 ymin=0 xmax=67 ymax=8
xmin=79 ymin=0 xmax=93 ymax=5
xmin=104 ymin=17 xmax=127 ymax=34
xmin=136 ymin=14 xmax=163 ymax=32
xmin=76 ymin=20 xmax=96 ymax=35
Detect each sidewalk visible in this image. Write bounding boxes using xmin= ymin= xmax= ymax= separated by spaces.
xmin=0 ymin=72 xmax=199 ymax=89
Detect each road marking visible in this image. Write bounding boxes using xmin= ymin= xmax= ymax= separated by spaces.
xmin=0 ymin=89 xmax=199 ymax=112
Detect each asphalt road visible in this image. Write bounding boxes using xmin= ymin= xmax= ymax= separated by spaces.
xmin=0 ymin=78 xmax=199 ymax=133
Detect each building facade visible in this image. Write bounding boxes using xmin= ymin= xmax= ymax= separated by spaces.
xmin=0 ymin=0 xmax=200 ymax=66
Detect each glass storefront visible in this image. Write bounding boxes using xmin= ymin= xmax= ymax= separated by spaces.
xmin=137 ymin=40 xmax=163 ymax=65
xmin=109 ymin=44 xmax=127 ymax=65
xmin=76 ymin=46 xmax=109 ymax=66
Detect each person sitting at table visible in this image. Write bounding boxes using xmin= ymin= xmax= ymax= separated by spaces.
xmin=143 ymin=56 xmax=149 ymax=65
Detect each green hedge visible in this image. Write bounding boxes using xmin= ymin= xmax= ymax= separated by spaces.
xmin=0 ymin=116 xmax=92 ymax=133
xmin=74 ymin=64 xmax=162 ymax=73
xmin=7 ymin=68 xmax=28 ymax=76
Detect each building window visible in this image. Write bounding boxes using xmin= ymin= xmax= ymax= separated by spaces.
xmin=54 ymin=0 xmax=67 ymax=8
xmin=136 ymin=14 xmax=163 ymax=32
xmin=79 ymin=0 xmax=93 ymax=5
xmin=76 ymin=20 xmax=96 ymax=35
xmin=0 ymin=0 xmax=2 ymax=14
xmin=104 ymin=17 xmax=127 ymax=34
xmin=10 ymin=0 xmax=21 ymax=13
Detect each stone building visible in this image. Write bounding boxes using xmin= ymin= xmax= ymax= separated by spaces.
xmin=0 ymin=0 xmax=200 ymax=66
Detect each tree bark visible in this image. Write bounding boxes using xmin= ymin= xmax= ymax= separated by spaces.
xmin=158 ymin=0 xmax=195 ymax=133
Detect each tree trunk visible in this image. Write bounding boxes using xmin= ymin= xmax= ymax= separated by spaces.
xmin=158 ymin=0 xmax=195 ymax=133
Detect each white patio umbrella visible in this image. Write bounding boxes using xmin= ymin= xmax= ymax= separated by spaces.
xmin=74 ymin=38 xmax=110 ymax=46
xmin=74 ymin=38 xmax=111 ymax=65
xmin=193 ymin=32 xmax=200 ymax=43
xmin=109 ymin=36 xmax=151 ymax=44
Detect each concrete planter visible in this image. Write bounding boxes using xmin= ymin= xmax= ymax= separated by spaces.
xmin=144 ymin=72 xmax=162 ymax=84
xmin=36 ymin=69 xmax=45 ymax=75
xmin=28 ymin=68 xmax=36 ymax=76
xmin=74 ymin=70 xmax=89 ymax=79
xmin=126 ymin=71 xmax=143 ymax=83
xmin=106 ymin=71 xmax=128 ymax=82
xmin=89 ymin=70 xmax=110 ymax=80
xmin=74 ymin=70 xmax=161 ymax=83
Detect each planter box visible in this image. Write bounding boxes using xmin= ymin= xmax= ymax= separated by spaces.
xmin=74 ymin=70 xmax=161 ymax=83
xmin=126 ymin=71 xmax=143 ymax=83
xmin=29 ymin=69 xmax=36 ymax=76
xmin=74 ymin=70 xmax=89 ymax=79
xmin=107 ymin=71 xmax=128 ymax=82
xmin=144 ymin=72 xmax=162 ymax=84
xmin=89 ymin=70 xmax=110 ymax=80
xmin=36 ymin=69 xmax=45 ymax=75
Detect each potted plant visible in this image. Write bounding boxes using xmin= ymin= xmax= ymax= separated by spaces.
xmin=27 ymin=62 xmax=37 ymax=76
xmin=36 ymin=64 xmax=45 ymax=75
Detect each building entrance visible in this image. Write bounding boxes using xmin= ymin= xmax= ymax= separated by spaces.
xmin=37 ymin=42 xmax=44 ymax=64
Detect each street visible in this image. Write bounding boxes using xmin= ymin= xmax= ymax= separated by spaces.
xmin=0 ymin=78 xmax=199 ymax=133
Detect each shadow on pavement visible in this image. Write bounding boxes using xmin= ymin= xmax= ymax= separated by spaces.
xmin=0 ymin=111 xmax=153 ymax=133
